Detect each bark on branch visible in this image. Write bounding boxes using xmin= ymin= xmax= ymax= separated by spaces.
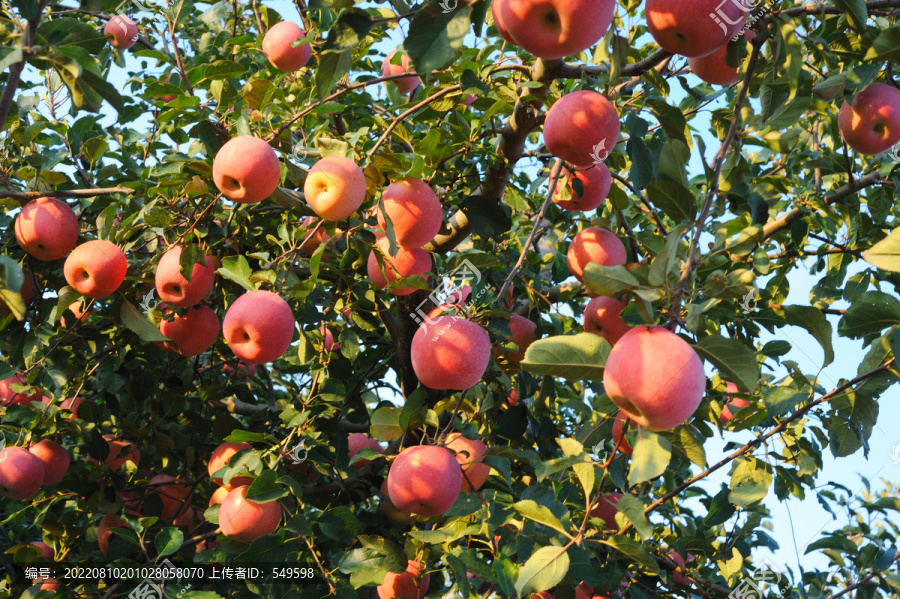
xmin=0 ymin=186 xmax=135 ymax=203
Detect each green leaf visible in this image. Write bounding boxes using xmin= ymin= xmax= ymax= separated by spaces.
xmin=833 ymin=0 xmax=868 ymax=31
xmin=314 ymin=51 xmax=352 ymax=100
xmin=408 ymin=520 xmax=469 ymax=544
xmin=493 ymin=556 xmax=517 ymax=598
xmin=323 ymin=10 xmax=373 ymax=52
xmin=218 ymin=255 xmax=254 ymax=290
xmin=0 ymin=48 xmax=23 ymax=74
xmin=599 ymin=536 xmax=659 ymax=573
xmin=246 ymin=470 xmax=287 ymax=503
xmin=864 ymin=27 xmax=900 ymax=61
xmin=582 ymin=264 xmax=641 ymax=297
xmin=120 ymin=301 xmax=170 ymax=342
xmin=781 ymin=305 xmax=835 ymax=366
xmin=694 ymin=335 xmax=760 ymax=392
xmin=514 ymin=546 xmax=570 ymax=596
xmin=614 ymin=494 xmax=652 ymax=540
xmin=838 ymin=291 xmax=900 ymax=340
xmin=647 ymin=180 xmax=697 ymax=222
xmin=764 ymin=387 xmax=806 ymax=418
xmin=0 ymin=256 xmax=24 ymax=294
xmin=521 ymin=333 xmax=611 ymax=381
xmin=864 ymin=228 xmax=900 ymax=272
xmin=628 ymin=429 xmax=672 ymax=487
xmin=572 ymin=462 xmax=594 ymax=502
xmin=406 ymin=2 xmax=470 ymax=75
xmin=511 ymin=500 xmax=571 ymax=538
xmin=154 ymin=527 xmax=184 ymax=557
xmin=729 ymin=457 xmax=772 ymax=506
xmin=460 ymin=195 xmax=512 ymax=238
xmin=37 ymin=18 xmax=108 ymax=54
xmin=370 ymin=407 xmax=403 ymax=441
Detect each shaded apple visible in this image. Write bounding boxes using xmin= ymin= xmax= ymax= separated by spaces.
xmin=544 ymin=90 xmax=619 ymax=166
xmin=103 ymin=435 xmax=140 ymax=470
xmin=63 ymin=240 xmax=128 ymax=298
xmin=603 ymin=327 xmax=706 ymax=431
xmin=367 ymin=236 xmax=432 ymax=296
xmin=646 ymin=0 xmax=744 ymax=58
xmin=381 ymin=50 xmax=421 ymax=95
xmin=583 ymin=296 xmax=631 ymax=345
xmin=411 ymin=316 xmax=491 ymax=390
xmin=589 ymin=492 xmax=623 ymax=529
xmin=28 ymin=440 xmax=69 ymax=485
xmin=552 ymin=162 xmax=612 ymax=212
xmin=14 ymin=197 xmax=79 ymax=261
xmin=719 ymin=381 xmax=751 ymax=423
xmin=98 ymin=513 xmax=127 ymax=555
xmin=0 ymin=372 xmax=41 ymax=407
xmin=304 ymin=156 xmax=367 ymax=221
xmin=158 ymin=306 xmax=220 ymax=357
xmin=377 ymin=560 xmax=430 ymax=599
xmin=0 ymin=446 xmax=45 ymax=500
xmin=219 ymin=485 xmax=281 ymax=542
xmin=154 ymin=246 xmax=216 ymax=307
xmin=223 ymin=290 xmax=294 ymax=364
xmin=567 ymin=227 xmax=627 ymax=283
xmin=387 ymin=445 xmax=462 ymax=516
xmin=347 ymin=433 xmax=382 ymax=469
xmin=262 ymin=21 xmax=312 ymax=72
xmin=212 ymin=136 xmax=281 ymax=204
xmin=446 ymin=433 xmax=490 ymax=492
xmin=209 ymin=441 xmax=253 ymax=489
xmin=377 ymin=178 xmax=443 ymax=249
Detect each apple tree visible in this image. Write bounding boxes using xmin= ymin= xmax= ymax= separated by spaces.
xmin=1 ymin=0 xmax=900 ymax=598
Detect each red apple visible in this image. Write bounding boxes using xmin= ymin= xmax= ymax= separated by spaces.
xmin=367 ymin=236 xmax=432 ymax=296
xmin=553 ymin=162 xmax=612 ymax=212
xmin=493 ymin=0 xmax=615 ymax=59
xmin=14 ymin=197 xmax=79 ymax=261
xmin=544 ymin=90 xmax=620 ymax=166
xmin=668 ymin=549 xmax=692 ymax=585
xmin=63 ymin=240 xmax=127 ymax=298
xmin=212 ymin=136 xmax=281 ymax=204
xmin=30 ymin=541 xmax=54 ymax=560
xmin=0 ymin=446 xmax=44 ymax=500
xmin=377 ymin=178 xmax=443 ymax=248
xmin=612 ymin=410 xmax=634 ymax=457
xmin=262 ymin=21 xmax=312 ymax=72
xmin=583 ymin=296 xmax=631 ymax=345
xmin=219 ymin=485 xmax=282 ymax=542
xmin=381 ymin=50 xmax=421 ymax=95
xmin=224 ymin=361 xmax=257 ymax=378
xmin=688 ymin=40 xmax=739 ymax=85
xmin=500 ymin=314 xmax=537 ymax=365
xmin=303 ymin=156 xmax=367 ymax=221
xmin=719 ymin=381 xmax=751 ymax=423
xmin=209 ymin=485 xmax=230 ymax=507
xmin=321 ymin=324 xmax=340 ymax=353
xmin=154 ymin=246 xmax=216 ymax=307
xmin=208 ymin=441 xmax=253 ymax=489
xmin=149 ymin=474 xmax=190 ymax=520
xmin=646 ymin=0 xmax=744 ymax=58
xmin=411 ymin=316 xmax=491 ymax=390
xmin=60 ymin=300 xmax=92 ymax=327
xmin=387 ymin=445 xmax=462 ymax=516
xmin=159 ymin=306 xmax=220 ymax=357
xmin=299 ymin=216 xmax=333 ymax=255
xmin=102 ymin=435 xmax=140 ymax=470
xmin=347 ymin=433 xmax=383 ymax=469
xmin=105 ymin=15 xmax=138 ymax=50
xmin=445 ymin=433 xmax=490 ymax=492
xmin=223 ymin=290 xmax=294 ymax=364
xmin=838 ymin=83 xmax=900 ymax=155
xmin=98 ymin=513 xmax=127 ymax=555
xmin=158 ymin=72 xmax=180 ymax=102
xmin=507 ymin=389 xmax=519 ymax=406
xmin=603 ymin=327 xmax=706 ymax=431
xmin=42 ymin=396 xmax=83 ymax=420
xmin=380 ymin=479 xmax=415 ymax=525
xmin=28 ymin=440 xmax=69 ymax=485
xmin=377 ymin=560 xmax=430 ymax=599
xmin=589 ymin=492 xmax=623 ymax=529
xmin=0 ymin=372 xmax=41 ymax=407
xmin=567 ymin=227 xmax=627 ymax=283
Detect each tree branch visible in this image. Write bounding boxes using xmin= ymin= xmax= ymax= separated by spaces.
xmin=367 ymin=85 xmax=461 ymax=159
xmin=0 ymin=1 xmax=50 ymax=129
xmin=0 ymin=186 xmax=135 ymax=204
xmin=615 ymin=357 xmax=896 ymax=535
xmin=668 ymin=32 xmax=767 ymax=329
